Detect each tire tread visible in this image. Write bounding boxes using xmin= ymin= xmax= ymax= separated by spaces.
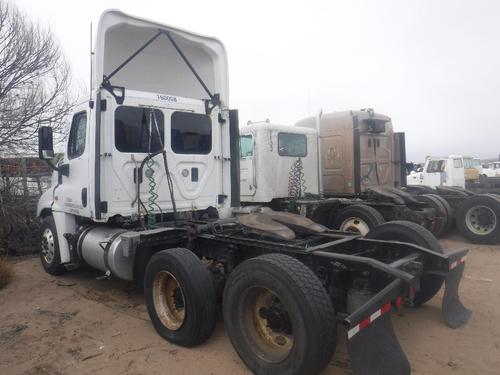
xmin=145 ymin=248 xmax=217 ymax=347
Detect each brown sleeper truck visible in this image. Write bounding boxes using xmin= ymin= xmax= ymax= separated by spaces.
xmin=37 ymin=10 xmax=471 ymax=375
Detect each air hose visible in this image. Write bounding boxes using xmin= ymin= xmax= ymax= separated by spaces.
xmin=135 ymin=108 xmax=178 ymax=228
xmin=144 ymin=109 xmax=164 ymax=229
xmin=288 ymin=158 xmax=306 ymax=211
xmin=145 ymin=157 xmax=159 ymax=228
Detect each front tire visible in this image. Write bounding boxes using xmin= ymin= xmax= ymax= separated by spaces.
xmin=223 ymin=254 xmax=336 ymax=375
xmin=40 ymin=216 xmax=66 ymax=275
xmin=144 ymin=248 xmax=217 ymax=347
xmin=365 ymin=221 xmax=444 ymax=307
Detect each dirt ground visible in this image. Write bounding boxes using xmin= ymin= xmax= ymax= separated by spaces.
xmin=0 ymin=232 xmax=499 ymax=375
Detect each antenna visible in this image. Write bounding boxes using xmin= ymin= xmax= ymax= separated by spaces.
xmin=89 ymin=22 xmax=93 ymax=103
xmin=307 ymin=88 xmax=311 ymax=116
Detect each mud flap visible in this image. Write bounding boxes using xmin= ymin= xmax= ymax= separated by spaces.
xmin=442 ymin=262 xmax=472 ymax=328
xmin=347 ymin=313 xmax=410 ymax=375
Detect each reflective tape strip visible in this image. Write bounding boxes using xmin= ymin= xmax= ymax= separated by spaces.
xmin=449 ymin=255 xmax=467 ymax=270
xmin=370 ymin=309 xmax=381 ymax=321
xmin=348 ymin=324 xmax=360 ymax=339
xmin=347 ymin=301 xmax=392 ymax=340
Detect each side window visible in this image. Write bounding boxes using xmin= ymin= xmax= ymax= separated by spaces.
xmin=171 ymin=112 xmax=212 ymax=154
xmin=115 ymin=106 xmax=164 ymax=153
xmin=453 ymin=158 xmax=463 ymax=168
xmin=427 ymin=160 xmax=446 ymax=172
xmin=278 ymin=133 xmax=307 ymax=157
xmin=240 ymin=135 xmax=253 ymax=157
xmin=67 ymin=112 xmax=87 ymax=159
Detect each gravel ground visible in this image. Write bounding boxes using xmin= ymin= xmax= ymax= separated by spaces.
xmin=0 ymin=232 xmax=499 ymax=374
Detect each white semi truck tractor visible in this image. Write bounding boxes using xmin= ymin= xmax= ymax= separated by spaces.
xmin=36 ymin=10 xmax=471 ymax=375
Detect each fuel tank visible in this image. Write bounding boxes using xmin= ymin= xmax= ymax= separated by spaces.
xmin=77 ymin=226 xmax=135 ymax=280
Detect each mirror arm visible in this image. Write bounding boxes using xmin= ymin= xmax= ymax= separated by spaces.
xmin=43 ymin=160 xmax=69 ymax=177
xmin=43 ymin=159 xmax=58 ymax=172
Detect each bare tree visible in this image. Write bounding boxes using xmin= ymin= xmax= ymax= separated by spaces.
xmin=0 ymin=0 xmax=75 ymax=154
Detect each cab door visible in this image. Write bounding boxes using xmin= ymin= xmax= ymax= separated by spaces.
xmin=240 ymin=133 xmax=256 ymax=196
xmin=166 ymin=109 xmax=219 ymax=210
xmin=55 ymin=105 xmax=91 ymax=217
xmin=421 ymin=159 xmax=446 ymax=187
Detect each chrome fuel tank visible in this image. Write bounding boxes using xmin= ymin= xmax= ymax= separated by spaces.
xmin=78 ymin=226 xmax=135 ymax=281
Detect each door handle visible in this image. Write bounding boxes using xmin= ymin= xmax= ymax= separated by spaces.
xmin=81 ymin=188 xmax=87 ymax=207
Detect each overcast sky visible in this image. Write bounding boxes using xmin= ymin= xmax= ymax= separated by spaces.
xmin=14 ymin=0 xmax=500 ymax=161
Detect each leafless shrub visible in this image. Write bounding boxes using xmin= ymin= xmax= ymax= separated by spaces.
xmin=0 ymin=157 xmax=49 ymax=256
xmin=0 ymin=256 xmax=12 ymax=289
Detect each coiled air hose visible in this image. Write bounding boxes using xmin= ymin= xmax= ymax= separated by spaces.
xmin=139 ymin=108 xmax=176 ymax=228
xmin=288 ymin=158 xmax=306 ymax=211
xmin=145 ymin=157 xmax=159 ymax=228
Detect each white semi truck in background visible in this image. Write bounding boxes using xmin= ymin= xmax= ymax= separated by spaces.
xmin=239 ymin=110 xmax=500 ymax=244
xmin=407 ymin=155 xmax=484 ymax=188
xmin=36 ymin=10 xmax=471 ymax=375
xmin=483 ymin=161 xmax=500 ymax=177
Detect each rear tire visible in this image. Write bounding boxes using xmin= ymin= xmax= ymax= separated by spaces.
xmin=456 ymin=195 xmax=500 ymax=244
xmin=365 ymin=221 xmax=444 ymax=307
xmin=40 ymin=216 xmax=66 ymax=276
xmin=330 ymin=204 xmax=385 ymax=235
xmin=416 ymin=194 xmax=449 ymax=237
xmin=223 ymin=254 xmax=336 ymax=375
xmin=144 ymin=248 xmax=217 ymax=347
xmin=431 ymin=194 xmax=454 ymax=231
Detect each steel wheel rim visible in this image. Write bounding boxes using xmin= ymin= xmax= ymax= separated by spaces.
xmin=340 ymin=217 xmax=370 ymax=235
xmin=242 ymin=286 xmax=294 ymax=363
xmin=41 ymin=228 xmax=55 ymax=264
xmin=153 ymin=271 xmax=186 ymax=331
xmin=465 ymin=205 xmax=497 ymax=235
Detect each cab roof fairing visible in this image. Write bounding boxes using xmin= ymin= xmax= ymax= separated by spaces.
xmin=240 ymin=122 xmax=317 ymax=135
xmin=295 ymin=110 xmax=392 ymax=129
xmin=92 ymin=9 xmax=229 ymax=106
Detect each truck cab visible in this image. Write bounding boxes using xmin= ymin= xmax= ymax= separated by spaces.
xmin=37 ymin=9 xmax=235 ymax=266
xmin=239 ymin=121 xmax=318 ymax=203
xmin=463 ymin=156 xmax=481 ymax=182
xmin=407 ymin=155 xmax=466 ymax=188
xmin=296 ymin=109 xmax=407 ymax=196
xmin=483 ymin=161 xmax=500 ymax=177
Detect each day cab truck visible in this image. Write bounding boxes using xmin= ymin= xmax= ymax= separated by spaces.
xmin=240 ymin=110 xmax=500 ymax=244
xmin=407 ymin=155 xmax=482 ymax=188
xmin=36 ymin=10 xmax=471 ymax=375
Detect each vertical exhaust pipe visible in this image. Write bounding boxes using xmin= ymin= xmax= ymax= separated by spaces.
xmin=315 ymin=109 xmax=324 ymax=198
xmin=229 ymin=109 xmax=241 ymax=208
